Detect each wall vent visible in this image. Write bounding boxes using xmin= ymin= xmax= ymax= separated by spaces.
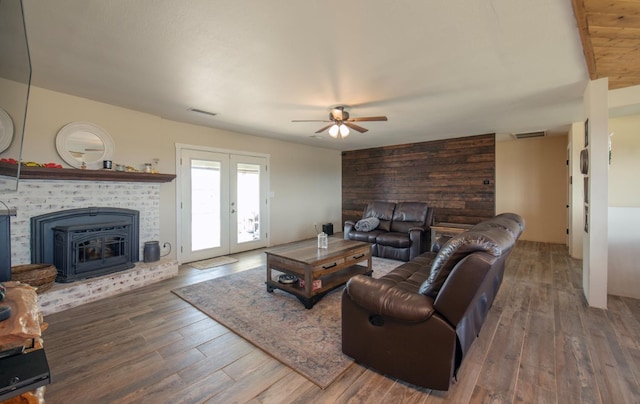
xmin=512 ymin=130 xmax=546 ymax=140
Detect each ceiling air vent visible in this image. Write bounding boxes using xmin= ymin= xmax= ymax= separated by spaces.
xmin=512 ymin=130 xmax=546 ymax=140
xmin=188 ymin=108 xmax=217 ymax=117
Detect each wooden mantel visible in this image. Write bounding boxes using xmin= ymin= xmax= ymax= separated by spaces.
xmin=0 ymin=162 xmax=175 ymax=183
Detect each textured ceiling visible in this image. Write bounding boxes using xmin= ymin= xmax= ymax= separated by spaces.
xmin=22 ymin=0 xmax=590 ymax=150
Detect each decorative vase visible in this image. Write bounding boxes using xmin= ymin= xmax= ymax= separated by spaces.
xmin=143 ymin=241 xmax=160 ymax=263
xmin=317 ymin=232 xmax=328 ymax=249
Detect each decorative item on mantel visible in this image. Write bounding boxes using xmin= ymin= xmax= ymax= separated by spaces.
xmin=0 ymin=158 xmax=62 ymax=168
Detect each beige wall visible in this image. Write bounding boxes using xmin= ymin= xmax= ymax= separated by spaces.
xmin=15 ymin=86 xmax=581 ymax=255
xmin=496 ymin=135 xmax=568 ymax=243
xmin=19 ymin=86 xmax=342 ymax=259
xmin=607 ymin=114 xmax=640 ymax=299
xmin=608 ymin=115 xmax=640 ymax=207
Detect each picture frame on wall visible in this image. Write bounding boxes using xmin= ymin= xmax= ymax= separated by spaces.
xmin=580 ymin=148 xmax=589 ymax=175
xmin=584 ymin=118 xmax=589 ymax=147
xmin=584 ymin=177 xmax=589 ymax=204
xmin=584 ymin=205 xmax=589 ymax=233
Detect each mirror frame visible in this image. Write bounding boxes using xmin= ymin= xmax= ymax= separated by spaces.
xmin=55 ymin=122 xmax=114 ymax=169
xmin=0 ymin=0 xmax=31 ymax=194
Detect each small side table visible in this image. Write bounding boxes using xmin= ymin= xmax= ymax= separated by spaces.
xmin=430 ymin=222 xmax=474 ymax=250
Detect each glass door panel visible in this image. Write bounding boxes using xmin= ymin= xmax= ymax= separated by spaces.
xmin=235 ymin=163 xmax=261 ymax=244
xmin=180 ymin=150 xmax=229 ymax=262
xmin=191 ymin=159 xmax=221 ymax=251
xmin=230 ymin=155 xmax=267 ymax=253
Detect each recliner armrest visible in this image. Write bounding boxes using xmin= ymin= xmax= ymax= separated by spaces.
xmin=408 ymin=227 xmax=426 ymax=260
xmin=345 ymin=275 xmax=435 ymax=322
xmin=344 ymin=220 xmax=356 ymax=239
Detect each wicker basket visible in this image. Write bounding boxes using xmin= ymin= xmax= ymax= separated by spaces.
xmin=11 ymin=264 xmax=58 ymax=293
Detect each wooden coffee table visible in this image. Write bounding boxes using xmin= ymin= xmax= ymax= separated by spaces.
xmin=265 ymin=238 xmax=372 ymax=309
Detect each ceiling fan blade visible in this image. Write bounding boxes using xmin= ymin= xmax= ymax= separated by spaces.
xmin=315 ymin=123 xmax=335 ymax=133
xmin=292 ymin=119 xmax=332 ymax=122
xmin=347 ymin=116 xmax=388 ymax=122
xmin=344 ymin=122 xmax=368 ymax=133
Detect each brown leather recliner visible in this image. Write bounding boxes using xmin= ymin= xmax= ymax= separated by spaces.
xmin=341 ymin=213 xmax=525 ymax=390
xmin=344 ymin=201 xmax=434 ymax=261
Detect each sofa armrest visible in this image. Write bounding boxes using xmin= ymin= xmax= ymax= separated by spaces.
xmin=344 ymin=220 xmax=356 ymax=239
xmin=408 ymin=227 xmax=426 ymax=260
xmin=345 ymin=275 xmax=435 ymax=322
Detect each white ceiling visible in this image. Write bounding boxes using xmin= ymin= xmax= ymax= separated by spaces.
xmin=22 ymin=0 xmax=589 ymax=151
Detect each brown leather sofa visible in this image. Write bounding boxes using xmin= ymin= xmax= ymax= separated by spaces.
xmin=341 ymin=213 xmax=525 ymax=390
xmin=343 ymin=201 xmax=434 ymax=261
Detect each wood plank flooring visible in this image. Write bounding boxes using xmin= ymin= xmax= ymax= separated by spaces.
xmin=39 ymin=241 xmax=640 ymax=403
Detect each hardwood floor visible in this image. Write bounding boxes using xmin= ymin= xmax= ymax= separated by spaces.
xmin=40 ymin=241 xmax=640 ymax=403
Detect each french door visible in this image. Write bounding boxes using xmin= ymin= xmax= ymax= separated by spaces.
xmin=178 ymin=146 xmax=268 ymax=263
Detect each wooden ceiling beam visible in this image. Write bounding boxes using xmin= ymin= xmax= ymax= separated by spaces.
xmin=572 ymin=0 xmax=599 ymax=80
xmin=573 ymin=0 xmax=640 ymax=89
xmin=588 ymin=13 xmax=640 ymax=29
xmin=589 ymin=26 xmax=640 ymax=41
xmin=583 ymin=0 xmax=640 ymax=16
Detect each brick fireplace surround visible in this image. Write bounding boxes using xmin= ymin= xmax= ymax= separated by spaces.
xmin=2 ymin=175 xmax=178 ymax=315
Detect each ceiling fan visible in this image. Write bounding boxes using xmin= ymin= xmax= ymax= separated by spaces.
xmin=292 ymin=106 xmax=388 ymax=139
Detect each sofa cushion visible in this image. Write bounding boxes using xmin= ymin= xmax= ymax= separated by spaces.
xmin=349 ymin=229 xmax=384 ymax=243
xmin=418 ymin=230 xmax=505 ymax=298
xmin=375 ymin=232 xmax=411 ymax=248
xmin=390 ymin=202 xmax=429 ymax=233
xmin=363 ymin=201 xmax=396 ymax=232
xmin=378 ymin=252 xmax=436 ymax=292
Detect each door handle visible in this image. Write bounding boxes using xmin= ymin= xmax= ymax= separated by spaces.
xmin=231 ymin=209 xmax=236 ymax=213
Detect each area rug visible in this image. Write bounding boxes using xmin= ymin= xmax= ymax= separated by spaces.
xmin=172 ymin=257 xmax=402 ymax=388
xmin=187 ymin=256 xmax=239 ymax=269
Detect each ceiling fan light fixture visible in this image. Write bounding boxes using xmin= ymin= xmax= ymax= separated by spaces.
xmin=329 ymin=124 xmax=340 ymax=138
xmin=292 ymin=106 xmax=387 ymax=137
xmin=339 ymin=124 xmax=349 ymax=137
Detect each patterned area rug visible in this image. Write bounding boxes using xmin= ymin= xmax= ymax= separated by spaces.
xmin=187 ymin=256 xmax=239 ymax=269
xmin=172 ymin=257 xmax=403 ymax=388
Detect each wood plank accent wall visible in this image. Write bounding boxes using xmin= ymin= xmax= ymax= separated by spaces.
xmin=342 ymin=133 xmax=495 ymax=226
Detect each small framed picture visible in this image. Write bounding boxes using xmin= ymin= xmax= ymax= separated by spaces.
xmin=584 ymin=119 xmax=589 ymax=147
xmin=584 ymin=177 xmax=588 ymax=204
xmin=584 ymin=205 xmax=589 ymax=233
xmin=580 ymin=148 xmax=589 ymax=175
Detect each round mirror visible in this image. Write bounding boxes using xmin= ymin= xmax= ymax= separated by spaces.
xmin=55 ymin=122 xmax=114 ymax=169
xmin=0 ymin=107 xmax=14 ymax=154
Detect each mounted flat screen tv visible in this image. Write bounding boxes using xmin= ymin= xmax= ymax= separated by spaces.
xmin=0 ymin=0 xmax=31 ymax=194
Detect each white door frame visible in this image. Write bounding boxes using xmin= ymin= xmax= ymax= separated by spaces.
xmin=175 ymin=143 xmax=270 ymax=264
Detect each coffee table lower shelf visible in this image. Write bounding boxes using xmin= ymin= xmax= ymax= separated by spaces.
xmin=266 ymin=264 xmax=372 ymax=309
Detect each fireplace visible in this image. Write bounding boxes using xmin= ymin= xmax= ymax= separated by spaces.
xmin=31 ymin=207 xmax=140 ymax=282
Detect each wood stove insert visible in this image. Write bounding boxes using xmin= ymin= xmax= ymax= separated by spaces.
xmin=31 ymin=207 xmax=139 ymax=282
